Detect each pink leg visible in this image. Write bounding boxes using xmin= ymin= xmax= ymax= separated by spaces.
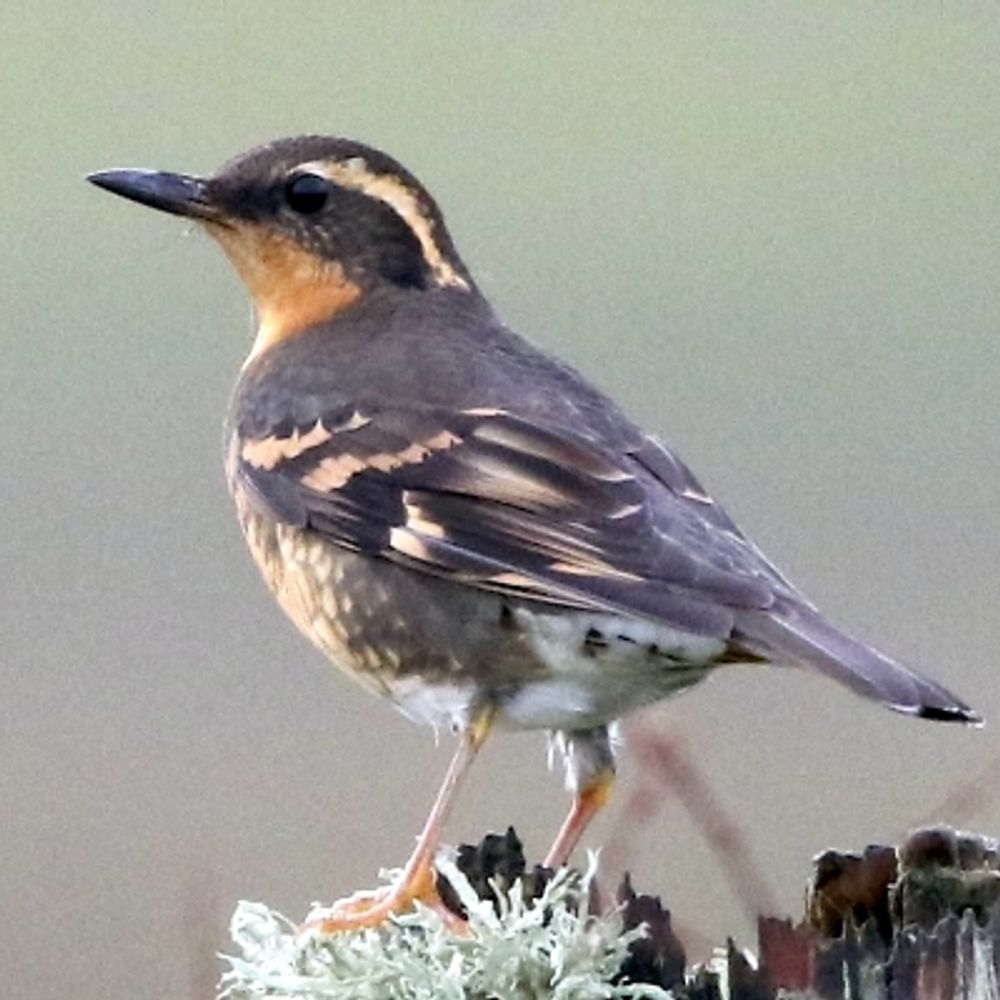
xmin=305 ymin=708 xmax=494 ymax=934
xmin=544 ymin=769 xmax=615 ymax=869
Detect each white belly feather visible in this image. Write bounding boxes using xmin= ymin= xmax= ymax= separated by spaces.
xmin=389 ymin=608 xmax=725 ymax=734
xmin=501 ymin=609 xmax=724 ymax=730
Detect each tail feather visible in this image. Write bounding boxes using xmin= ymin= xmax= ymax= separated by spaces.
xmin=735 ymin=604 xmax=981 ymax=725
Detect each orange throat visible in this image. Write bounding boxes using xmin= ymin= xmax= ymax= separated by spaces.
xmin=206 ymin=221 xmax=362 ymax=365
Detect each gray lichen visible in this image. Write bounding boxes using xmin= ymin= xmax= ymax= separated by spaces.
xmin=218 ymin=854 xmax=673 ymax=1000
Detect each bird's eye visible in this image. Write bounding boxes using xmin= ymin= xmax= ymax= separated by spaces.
xmin=284 ymin=173 xmax=330 ymax=214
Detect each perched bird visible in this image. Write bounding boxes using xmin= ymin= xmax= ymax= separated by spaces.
xmin=89 ymin=136 xmax=979 ymax=932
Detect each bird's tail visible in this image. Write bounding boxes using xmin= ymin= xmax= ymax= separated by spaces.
xmin=734 ymin=603 xmax=981 ymax=725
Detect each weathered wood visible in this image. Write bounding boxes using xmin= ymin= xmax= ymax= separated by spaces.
xmin=436 ymin=826 xmax=1000 ymax=998
xmin=436 ymin=825 xmax=1000 ymax=997
xmin=218 ymin=826 xmax=1000 ymax=998
xmin=754 ymin=827 xmax=1000 ymax=998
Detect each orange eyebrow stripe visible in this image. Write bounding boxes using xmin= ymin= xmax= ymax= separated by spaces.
xmin=300 ymin=158 xmax=470 ymax=291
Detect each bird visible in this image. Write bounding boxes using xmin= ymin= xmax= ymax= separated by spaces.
xmin=88 ymin=135 xmax=980 ymax=933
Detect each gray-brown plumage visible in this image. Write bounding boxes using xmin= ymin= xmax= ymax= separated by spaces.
xmin=88 ymin=136 xmax=979 ymax=930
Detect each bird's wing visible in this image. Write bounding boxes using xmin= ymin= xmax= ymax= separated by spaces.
xmin=233 ymin=397 xmax=979 ymax=721
xmin=233 ymin=401 xmax=787 ymax=638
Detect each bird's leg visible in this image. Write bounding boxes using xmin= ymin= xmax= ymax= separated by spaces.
xmin=544 ymin=769 xmax=615 ymax=869
xmin=544 ymin=726 xmax=617 ymax=870
xmin=305 ymin=706 xmax=495 ymax=935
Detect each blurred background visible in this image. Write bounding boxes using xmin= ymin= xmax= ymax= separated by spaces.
xmin=4 ymin=3 xmax=999 ymax=997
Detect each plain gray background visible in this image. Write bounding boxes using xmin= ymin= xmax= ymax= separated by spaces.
xmin=5 ymin=4 xmax=999 ymax=997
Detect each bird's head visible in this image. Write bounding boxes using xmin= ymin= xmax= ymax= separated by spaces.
xmin=88 ymin=136 xmax=472 ymax=361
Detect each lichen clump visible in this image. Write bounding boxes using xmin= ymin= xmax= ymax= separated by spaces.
xmin=219 ymin=854 xmax=671 ymax=1000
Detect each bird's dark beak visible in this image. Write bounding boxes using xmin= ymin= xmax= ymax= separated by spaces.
xmin=87 ymin=169 xmax=222 ymax=222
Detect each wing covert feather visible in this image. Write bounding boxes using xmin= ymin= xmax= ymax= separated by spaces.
xmin=234 ymin=403 xmax=784 ymax=637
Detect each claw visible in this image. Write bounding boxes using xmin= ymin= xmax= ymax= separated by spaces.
xmin=299 ymin=857 xmax=469 ymax=937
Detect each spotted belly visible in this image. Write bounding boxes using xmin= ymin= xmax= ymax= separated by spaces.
xmin=236 ymin=505 xmax=727 ymax=733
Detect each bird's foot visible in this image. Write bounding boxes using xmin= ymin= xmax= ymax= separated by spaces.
xmin=300 ymin=857 xmax=469 ymax=937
